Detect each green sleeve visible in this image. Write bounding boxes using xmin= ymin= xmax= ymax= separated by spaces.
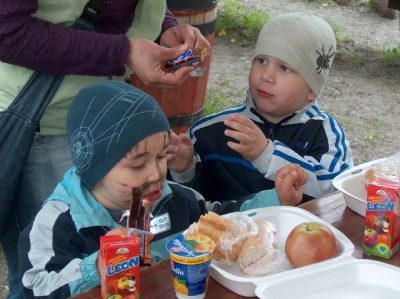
xmin=239 ymin=189 xmax=281 ymax=212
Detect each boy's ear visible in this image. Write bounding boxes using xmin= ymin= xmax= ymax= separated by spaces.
xmin=307 ymin=91 xmax=317 ymax=102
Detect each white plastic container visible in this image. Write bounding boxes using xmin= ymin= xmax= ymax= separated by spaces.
xmin=255 ymin=259 xmax=400 ymax=298
xmin=332 ymin=159 xmax=385 ymax=216
xmin=208 ymin=206 xmax=355 ymax=297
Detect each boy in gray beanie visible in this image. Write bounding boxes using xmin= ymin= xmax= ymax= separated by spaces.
xmin=168 ymin=11 xmax=354 ymax=203
xmin=18 ymin=80 xmax=307 ymax=298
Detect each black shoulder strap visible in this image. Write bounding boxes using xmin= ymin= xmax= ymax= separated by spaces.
xmin=79 ymin=0 xmax=107 ymax=25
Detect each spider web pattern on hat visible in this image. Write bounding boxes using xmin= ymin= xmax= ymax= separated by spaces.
xmin=69 ymin=84 xmax=161 ymax=173
xmin=67 ymin=80 xmax=170 ymax=189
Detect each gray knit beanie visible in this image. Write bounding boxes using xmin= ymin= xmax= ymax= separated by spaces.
xmin=67 ymin=80 xmax=170 ymax=189
xmin=252 ymin=11 xmax=336 ymax=97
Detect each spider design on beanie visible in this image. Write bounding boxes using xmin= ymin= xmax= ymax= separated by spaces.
xmin=67 ymin=81 xmax=170 ymax=189
xmin=315 ymin=45 xmax=335 ymax=75
xmin=69 ymin=94 xmax=152 ymax=174
xmin=70 ymin=128 xmax=94 ymax=173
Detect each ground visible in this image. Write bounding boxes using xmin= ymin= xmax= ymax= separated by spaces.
xmin=1 ymin=0 xmax=399 ymax=297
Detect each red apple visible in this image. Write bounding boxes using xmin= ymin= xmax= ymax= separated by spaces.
xmin=285 ymin=222 xmax=338 ymax=268
xmin=363 ymin=228 xmax=376 ymax=246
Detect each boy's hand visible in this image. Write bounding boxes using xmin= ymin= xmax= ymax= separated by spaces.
xmin=275 ymin=164 xmax=308 ymax=206
xmin=224 ymin=114 xmax=268 ymax=161
xmin=104 ymin=227 xmax=142 ymax=241
xmin=167 ymin=130 xmax=195 ymax=173
xmin=96 ymin=227 xmax=143 ymax=274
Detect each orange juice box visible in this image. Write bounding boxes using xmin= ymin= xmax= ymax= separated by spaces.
xmin=363 ymin=178 xmax=400 ymax=259
xmin=99 ymin=234 xmax=140 ymax=299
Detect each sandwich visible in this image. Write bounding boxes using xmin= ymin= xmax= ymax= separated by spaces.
xmin=187 ymin=211 xmax=258 ymax=263
xmin=236 ymin=220 xmax=278 ymax=275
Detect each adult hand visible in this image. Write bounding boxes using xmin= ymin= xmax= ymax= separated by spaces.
xmin=224 ymin=114 xmax=269 ymax=161
xmin=160 ymin=24 xmax=212 ymax=67
xmin=167 ymin=130 xmax=195 ymax=173
xmin=125 ymin=38 xmax=193 ymax=87
xmin=275 ymin=164 xmax=308 ymax=206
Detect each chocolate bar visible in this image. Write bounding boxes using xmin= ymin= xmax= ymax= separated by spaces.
xmin=165 ymin=49 xmax=200 ymax=71
xmin=128 ymin=188 xmax=152 ymax=266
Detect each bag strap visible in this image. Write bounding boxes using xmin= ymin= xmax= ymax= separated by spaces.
xmin=10 ymin=0 xmax=106 ymax=129
xmin=80 ymin=0 xmax=107 ymax=25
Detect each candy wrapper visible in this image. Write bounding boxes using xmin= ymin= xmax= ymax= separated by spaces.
xmin=165 ymin=49 xmax=200 ymax=71
xmin=128 ymin=188 xmax=152 ymax=266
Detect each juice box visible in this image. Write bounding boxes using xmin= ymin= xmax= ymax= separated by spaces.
xmin=363 ymin=178 xmax=400 ymax=259
xmin=99 ymin=234 xmax=141 ymax=299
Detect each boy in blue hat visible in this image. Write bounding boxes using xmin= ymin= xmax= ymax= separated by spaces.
xmin=18 ymin=80 xmax=307 ymax=299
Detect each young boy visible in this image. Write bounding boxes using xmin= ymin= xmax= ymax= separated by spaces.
xmin=168 ymin=11 xmax=354 ymax=204
xmin=18 ymin=81 xmax=307 ymax=299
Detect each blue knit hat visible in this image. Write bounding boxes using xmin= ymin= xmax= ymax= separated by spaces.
xmin=67 ymin=80 xmax=170 ymax=189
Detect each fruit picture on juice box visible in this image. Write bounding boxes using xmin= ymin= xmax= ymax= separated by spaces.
xmin=363 ymin=177 xmax=400 ymax=259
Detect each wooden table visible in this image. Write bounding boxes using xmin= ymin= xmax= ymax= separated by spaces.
xmin=70 ymin=192 xmax=400 ymax=298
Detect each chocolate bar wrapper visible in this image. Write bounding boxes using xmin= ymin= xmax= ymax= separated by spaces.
xmin=165 ymin=49 xmax=200 ymax=71
xmin=129 ymin=188 xmax=152 ymax=266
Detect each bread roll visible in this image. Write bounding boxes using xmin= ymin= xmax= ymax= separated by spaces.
xmin=363 ymin=167 xmax=400 ymax=190
xmin=188 ymin=212 xmax=258 ymax=263
xmin=236 ymin=220 xmax=278 ymax=276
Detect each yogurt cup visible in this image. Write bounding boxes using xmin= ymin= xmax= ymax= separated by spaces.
xmin=166 ymin=234 xmax=216 ymax=299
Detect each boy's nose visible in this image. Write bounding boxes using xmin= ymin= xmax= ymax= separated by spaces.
xmin=147 ymin=163 xmax=163 ymax=181
xmin=260 ymin=67 xmax=275 ymax=84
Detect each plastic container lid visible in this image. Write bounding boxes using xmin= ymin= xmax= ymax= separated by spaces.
xmin=255 ymin=258 xmax=400 ymax=298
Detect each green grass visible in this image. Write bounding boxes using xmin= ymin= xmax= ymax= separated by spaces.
xmin=204 ymin=91 xmax=230 ymax=116
xmin=363 ymin=116 xmax=388 ymax=145
xmin=382 ymin=46 xmax=400 ymax=65
xmin=216 ymin=0 xmax=269 ymax=43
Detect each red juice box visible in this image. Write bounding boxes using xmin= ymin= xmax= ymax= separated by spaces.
xmin=363 ymin=178 xmax=400 ymax=259
xmin=99 ymin=234 xmax=140 ymax=299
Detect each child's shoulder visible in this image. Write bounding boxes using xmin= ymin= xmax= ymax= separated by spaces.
xmin=190 ymin=101 xmax=250 ymax=132
xmin=167 ymin=181 xmax=204 ymax=202
xmin=304 ymin=101 xmax=340 ymax=121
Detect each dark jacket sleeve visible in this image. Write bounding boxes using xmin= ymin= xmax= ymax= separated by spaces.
xmin=19 ymin=211 xmax=103 ymax=299
xmin=207 ymin=198 xmax=253 ymax=215
xmin=162 ymin=8 xmax=180 ymax=32
xmin=19 ymin=220 xmax=73 ymax=298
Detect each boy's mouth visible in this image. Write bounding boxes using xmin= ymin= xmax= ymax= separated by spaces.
xmin=142 ymin=189 xmax=161 ymax=202
xmin=258 ymin=89 xmax=273 ymax=98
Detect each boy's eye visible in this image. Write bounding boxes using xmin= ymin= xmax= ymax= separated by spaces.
xmin=280 ymin=65 xmax=292 ymax=73
xmin=158 ymin=155 xmax=167 ymax=161
xmin=131 ymin=164 xmax=145 ymax=170
xmin=258 ymin=57 xmax=267 ymax=65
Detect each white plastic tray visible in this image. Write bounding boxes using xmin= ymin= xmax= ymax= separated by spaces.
xmin=255 ymin=259 xmax=400 ymax=299
xmin=332 ymin=159 xmax=386 ymax=216
xmin=208 ymin=206 xmax=355 ymax=297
